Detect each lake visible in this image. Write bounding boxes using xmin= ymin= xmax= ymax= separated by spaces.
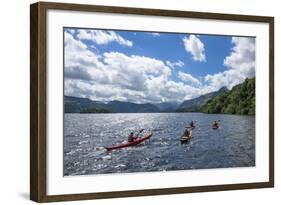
xmin=64 ymin=113 xmax=255 ymax=176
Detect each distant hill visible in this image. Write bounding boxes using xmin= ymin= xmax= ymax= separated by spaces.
xmin=108 ymin=101 xmax=159 ymax=113
xmin=64 ymin=96 xmax=160 ymax=113
xmin=177 ymin=87 xmax=228 ymax=112
xmin=201 ymin=78 xmax=255 ymax=115
xmin=154 ymin=102 xmax=180 ymax=112
xmin=64 ymin=96 xmax=113 ymax=113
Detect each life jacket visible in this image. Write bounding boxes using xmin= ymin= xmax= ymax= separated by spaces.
xmin=128 ymin=135 xmax=135 ymax=142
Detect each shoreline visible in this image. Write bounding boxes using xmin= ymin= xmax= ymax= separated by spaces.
xmin=64 ymin=112 xmax=256 ymax=116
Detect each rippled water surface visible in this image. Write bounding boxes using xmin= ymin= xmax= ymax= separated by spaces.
xmin=64 ymin=113 xmax=255 ymax=176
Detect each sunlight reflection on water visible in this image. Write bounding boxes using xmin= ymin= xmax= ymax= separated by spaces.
xmin=64 ymin=113 xmax=255 ymax=176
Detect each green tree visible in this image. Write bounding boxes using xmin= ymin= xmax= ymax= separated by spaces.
xmin=200 ymin=78 xmax=255 ymax=115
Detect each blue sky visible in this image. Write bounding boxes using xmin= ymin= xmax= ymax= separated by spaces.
xmin=64 ymin=28 xmax=255 ymax=103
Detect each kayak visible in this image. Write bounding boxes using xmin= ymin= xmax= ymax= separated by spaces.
xmin=212 ymin=125 xmax=219 ymax=129
xmin=180 ymin=131 xmax=193 ymax=143
xmin=105 ymin=133 xmax=153 ymax=151
xmin=180 ymin=135 xmax=192 ymax=143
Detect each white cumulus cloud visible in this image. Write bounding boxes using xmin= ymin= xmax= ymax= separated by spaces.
xmin=178 ymin=71 xmax=201 ymax=86
xmin=204 ymin=37 xmax=255 ymax=90
xmin=64 ymin=32 xmax=104 ymax=81
xmin=64 ymin=31 xmax=202 ymax=103
xmin=183 ymin=35 xmax=206 ymax=62
xmin=76 ymin=29 xmax=133 ymax=47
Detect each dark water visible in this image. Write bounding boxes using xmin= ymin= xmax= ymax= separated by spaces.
xmin=64 ymin=113 xmax=255 ymax=176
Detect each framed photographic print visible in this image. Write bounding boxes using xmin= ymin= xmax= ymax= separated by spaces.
xmin=30 ymin=1 xmax=274 ymax=202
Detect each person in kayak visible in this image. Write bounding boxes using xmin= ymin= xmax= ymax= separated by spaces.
xmin=183 ymin=128 xmax=193 ymax=138
xmin=213 ymin=120 xmax=220 ymax=127
xmin=190 ymin=120 xmax=196 ymax=127
xmin=187 ymin=120 xmax=196 ymax=128
xmin=128 ymin=132 xmax=137 ymax=142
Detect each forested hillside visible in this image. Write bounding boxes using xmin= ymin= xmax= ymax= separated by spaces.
xmin=201 ymin=78 xmax=255 ymax=115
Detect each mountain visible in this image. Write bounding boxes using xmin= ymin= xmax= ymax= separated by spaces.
xmin=64 ymin=96 xmax=113 ymax=113
xmin=108 ymin=101 xmax=159 ymax=113
xmin=201 ymin=78 xmax=255 ymax=115
xmin=154 ymin=102 xmax=180 ymax=112
xmin=64 ymin=96 xmax=160 ymax=113
xmin=177 ymin=87 xmax=228 ymax=112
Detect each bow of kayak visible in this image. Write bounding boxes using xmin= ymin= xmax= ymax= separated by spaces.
xmin=105 ymin=133 xmax=153 ymax=151
xmin=180 ymin=135 xmax=192 ymax=143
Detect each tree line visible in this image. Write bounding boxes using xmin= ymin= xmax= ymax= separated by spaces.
xmin=201 ymin=78 xmax=255 ymax=115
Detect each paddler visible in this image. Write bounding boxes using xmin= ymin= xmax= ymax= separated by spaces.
xmin=189 ymin=120 xmax=196 ymax=127
xmin=128 ymin=132 xmax=137 ymax=142
xmin=213 ymin=120 xmax=220 ymax=127
xmin=183 ymin=128 xmax=192 ymax=139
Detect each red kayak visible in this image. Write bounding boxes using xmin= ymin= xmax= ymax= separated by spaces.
xmin=105 ymin=133 xmax=153 ymax=151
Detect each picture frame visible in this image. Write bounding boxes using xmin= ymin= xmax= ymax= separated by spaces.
xmin=30 ymin=1 xmax=274 ymax=202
